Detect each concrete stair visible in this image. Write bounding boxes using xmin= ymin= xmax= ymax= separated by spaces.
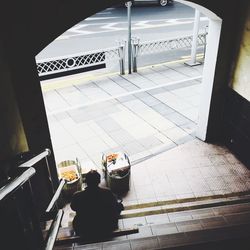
xmin=55 ymin=194 xmax=250 ymax=249
xmin=121 ymin=192 xmax=250 ymax=218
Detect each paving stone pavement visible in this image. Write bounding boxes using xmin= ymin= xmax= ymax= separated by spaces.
xmin=42 ymin=61 xmax=202 ymax=169
xmin=42 ymin=61 xmax=250 ymax=207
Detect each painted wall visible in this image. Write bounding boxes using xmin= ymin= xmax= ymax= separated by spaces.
xmin=0 ymin=41 xmax=28 ymax=181
xmin=231 ymin=3 xmax=250 ymax=101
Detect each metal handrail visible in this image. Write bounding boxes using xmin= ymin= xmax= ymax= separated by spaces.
xmin=0 ymin=148 xmax=52 ymax=201
xmin=19 ymin=148 xmax=51 ymax=168
xmin=0 ymin=167 xmax=36 ymax=201
xmin=44 ymin=209 xmax=64 ymax=250
xmin=46 ymin=179 xmax=66 ymax=212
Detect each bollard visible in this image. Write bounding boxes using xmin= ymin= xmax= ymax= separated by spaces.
xmin=132 ymin=37 xmax=139 ymax=73
xmin=118 ymin=40 xmax=126 ymax=75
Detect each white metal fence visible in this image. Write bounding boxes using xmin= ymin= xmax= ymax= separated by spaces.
xmin=36 ymin=33 xmax=206 ymax=78
xmin=131 ymin=33 xmax=207 ymax=72
xmin=36 ymin=45 xmax=125 ymax=77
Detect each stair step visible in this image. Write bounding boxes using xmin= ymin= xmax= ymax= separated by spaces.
xmin=121 ymin=193 xmax=250 ymax=218
xmin=58 ymin=221 xmax=250 ymax=249
xmin=56 ymin=201 xmax=250 ymax=249
xmin=55 ymin=227 xmax=139 ymax=246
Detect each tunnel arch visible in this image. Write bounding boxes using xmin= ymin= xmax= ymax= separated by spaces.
xmin=36 ymin=0 xmax=226 ymax=142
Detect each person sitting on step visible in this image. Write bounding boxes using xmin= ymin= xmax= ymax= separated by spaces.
xmin=70 ymin=170 xmax=124 ymax=240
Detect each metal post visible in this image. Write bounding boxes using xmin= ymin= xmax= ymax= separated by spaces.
xmin=118 ymin=40 xmax=126 ymax=75
xmin=185 ymin=9 xmax=201 ymax=66
xmin=132 ymin=37 xmax=139 ymax=73
xmin=126 ymin=1 xmax=132 ymax=74
xmin=202 ymin=25 xmax=208 ymax=62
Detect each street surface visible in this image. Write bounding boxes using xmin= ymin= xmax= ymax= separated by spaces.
xmin=36 ymin=2 xmax=208 ymax=61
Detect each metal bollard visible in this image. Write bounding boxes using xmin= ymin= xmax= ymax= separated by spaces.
xmin=131 ymin=37 xmax=139 ymax=73
xmin=118 ymin=40 xmax=126 ymax=75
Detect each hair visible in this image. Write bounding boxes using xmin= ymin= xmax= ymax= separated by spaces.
xmin=85 ymin=170 xmax=101 ymax=187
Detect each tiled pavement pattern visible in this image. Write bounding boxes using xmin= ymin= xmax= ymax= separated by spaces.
xmin=43 ymin=61 xmax=202 ymax=169
xmin=59 ymin=139 xmax=250 ymax=227
xmin=121 ymin=139 xmax=250 ymax=206
xmin=47 ymin=62 xmax=250 ymax=249
xmin=44 ymin=60 xmax=250 ymax=209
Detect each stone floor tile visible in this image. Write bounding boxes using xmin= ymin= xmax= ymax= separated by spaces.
xmin=151 ymin=103 xmax=175 ymax=115
xmin=191 ymin=208 xmax=215 ymax=219
xmin=102 ymin=240 xmax=131 ymax=250
xmin=168 ymin=211 xmax=193 ymax=222
xmin=205 ymin=177 xmax=228 ymax=191
xmin=137 ymin=136 xmax=163 ymax=149
xmin=145 ymin=213 xmax=170 ymax=225
xmin=199 ymin=166 xmax=220 ymax=178
xmin=74 ymin=242 xmax=102 ymax=249
xmin=130 ymin=236 xmax=159 ymax=249
xmin=176 ymin=219 xmax=203 ymax=232
xmin=166 ymin=112 xmax=191 ymax=126
xmin=151 ymin=222 xmax=178 ymax=235
xmin=157 ymin=232 xmax=189 ymax=248
xmin=224 ymin=211 xmax=250 ymax=225
xmin=123 ymin=217 xmax=147 ymax=228
xmin=200 ymin=216 xmax=228 ymax=229
xmin=213 ymin=203 xmax=250 ymax=216
xmin=128 ymin=225 xmax=153 ymax=239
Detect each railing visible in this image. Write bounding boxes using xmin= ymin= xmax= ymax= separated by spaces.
xmin=0 ymin=149 xmax=66 ymax=250
xmin=0 ymin=167 xmax=36 ymax=201
xmin=131 ymin=33 xmax=207 ymax=72
xmin=46 ymin=178 xmax=66 ymax=213
xmin=37 ymin=44 xmax=126 ymax=77
xmin=19 ymin=148 xmax=51 ymax=167
xmin=44 ymin=209 xmax=64 ymax=250
xmin=36 ymin=33 xmax=207 ymax=78
xmin=0 ymin=149 xmax=52 ymax=201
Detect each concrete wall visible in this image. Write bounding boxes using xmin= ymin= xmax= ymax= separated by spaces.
xmin=222 ymin=1 xmax=250 ymax=167
xmin=0 ymin=0 xmax=249 ymax=248
xmin=231 ymin=3 xmax=250 ymax=100
xmin=0 ymin=40 xmax=28 ymax=181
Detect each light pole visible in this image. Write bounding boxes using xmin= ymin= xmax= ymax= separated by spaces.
xmin=126 ymin=1 xmax=132 ymax=74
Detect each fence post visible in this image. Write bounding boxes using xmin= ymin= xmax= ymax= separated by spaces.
xmin=202 ymin=25 xmax=208 ymax=62
xmin=132 ymin=37 xmax=139 ymax=72
xmin=118 ymin=40 xmax=126 ymax=75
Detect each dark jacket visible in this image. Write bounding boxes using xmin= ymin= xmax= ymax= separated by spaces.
xmin=70 ymin=186 xmax=122 ymax=239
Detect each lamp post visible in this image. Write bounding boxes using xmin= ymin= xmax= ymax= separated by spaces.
xmin=126 ymin=1 xmax=132 ymax=74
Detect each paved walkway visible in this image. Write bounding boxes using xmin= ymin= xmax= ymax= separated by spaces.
xmin=42 ymin=60 xmax=202 ymax=169
xmin=43 ymin=61 xmax=250 ymax=234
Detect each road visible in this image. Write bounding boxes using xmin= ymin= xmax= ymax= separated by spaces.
xmin=36 ymin=2 xmax=208 ymax=61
